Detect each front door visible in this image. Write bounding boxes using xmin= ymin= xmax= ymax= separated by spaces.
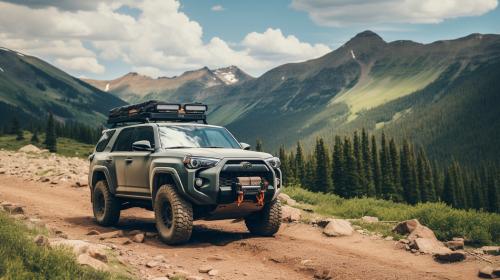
xmin=125 ymin=126 xmax=155 ymax=196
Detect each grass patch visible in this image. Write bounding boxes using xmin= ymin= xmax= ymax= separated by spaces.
xmin=0 ymin=211 xmax=131 ymax=280
xmin=0 ymin=132 xmax=94 ymax=158
xmin=284 ymin=186 xmax=500 ymax=245
xmin=351 ymin=220 xmax=404 ymax=240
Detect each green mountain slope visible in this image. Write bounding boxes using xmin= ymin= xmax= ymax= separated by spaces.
xmin=0 ymin=47 xmax=126 ymax=127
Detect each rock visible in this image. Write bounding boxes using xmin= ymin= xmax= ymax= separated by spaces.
xmin=399 ymin=239 xmax=410 ymax=244
xmin=445 ymin=240 xmax=464 ymax=251
xmin=18 ymin=144 xmax=42 ymax=153
xmin=40 ymin=177 xmax=50 ymax=182
xmin=153 ymin=254 xmax=166 ymax=262
xmin=145 ymin=260 xmax=160 ymax=268
xmin=87 ymin=229 xmax=101 ymax=236
xmin=282 ymin=205 xmax=301 ymax=222
xmin=407 ymin=225 xmax=437 ymax=242
xmin=4 ymin=204 xmax=24 ymax=214
xmin=478 ymin=266 xmax=495 ymax=278
xmin=128 ymin=229 xmax=143 ymax=236
xmin=323 ymin=219 xmax=353 ymax=237
xmin=145 ymin=232 xmax=158 ymax=238
xmin=481 ymin=246 xmax=500 ymax=256
xmin=314 ymin=218 xmax=333 ymax=228
xmin=0 ymin=168 xmax=6 ymax=174
xmin=29 ymin=218 xmax=45 ymax=227
xmin=132 ymin=233 xmax=145 ymax=243
xmin=314 ymin=269 xmax=332 ymax=280
xmin=384 ymin=236 xmax=394 ymax=241
xmin=278 ymin=193 xmax=297 ymax=206
xmin=392 ymin=219 xmax=421 ymax=235
xmin=208 ymin=269 xmax=219 ymax=276
xmin=77 ymin=254 xmax=108 ymax=271
xmin=433 ymin=251 xmax=466 ymax=263
xmin=361 ymin=216 xmax=379 ymax=223
xmin=199 ymin=265 xmax=213 ymax=273
xmin=493 ymin=267 xmax=500 ymax=278
xmin=33 ymin=235 xmax=50 ymax=247
xmin=50 ymin=239 xmax=90 ymax=256
xmin=88 ymin=247 xmax=108 ymax=263
xmin=412 ymin=238 xmax=450 ymax=255
xmin=99 ymin=230 xmax=124 ymax=240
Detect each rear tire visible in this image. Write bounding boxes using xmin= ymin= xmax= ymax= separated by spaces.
xmin=154 ymin=185 xmax=193 ymax=245
xmin=245 ymin=199 xmax=282 ymax=236
xmin=92 ymin=180 xmax=121 ymax=226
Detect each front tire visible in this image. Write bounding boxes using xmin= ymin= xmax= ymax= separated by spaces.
xmin=154 ymin=185 xmax=193 ymax=245
xmin=245 ymin=199 xmax=282 ymax=236
xmin=92 ymin=180 xmax=121 ymax=226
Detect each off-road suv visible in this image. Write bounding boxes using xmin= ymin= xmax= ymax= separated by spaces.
xmin=88 ymin=101 xmax=282 ymax=244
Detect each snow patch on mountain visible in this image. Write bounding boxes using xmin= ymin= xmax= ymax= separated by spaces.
xmin=0 ymin=47 xmax=10 ymax=52
xmin=0 ymin=66 xmax=4 ymax=72
xmin=17 ymin=52 xmax=24 ymax=57
xmin=213 ymin=66 xmax=239 ymax=85
xmin=104 ymin=83 xmax=110 ymax=92
xmin=350 ymin=50 xmax=356 ymax=59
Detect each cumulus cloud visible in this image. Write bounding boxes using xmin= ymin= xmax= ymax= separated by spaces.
xmin=0 ymin=0 xmax=331 ymax=77
xmin=211 ymin=5 xmax=225 ymax=12
xmin=291 ymin=0 xmax=498 ymax=26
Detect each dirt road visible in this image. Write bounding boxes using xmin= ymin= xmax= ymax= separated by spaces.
xmin=0 ymin=174 xmax=491 ymax=280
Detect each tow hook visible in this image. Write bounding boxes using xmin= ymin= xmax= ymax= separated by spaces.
xmin=234 ymin=176 xmax=267 ymax=207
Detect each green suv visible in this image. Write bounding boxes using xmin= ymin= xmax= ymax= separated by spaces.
xmin=88 ymin=101 xmax=282 ymax=244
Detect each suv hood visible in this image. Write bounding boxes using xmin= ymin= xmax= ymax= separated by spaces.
xmin=160 ymin=148 xmax=273 ymax=159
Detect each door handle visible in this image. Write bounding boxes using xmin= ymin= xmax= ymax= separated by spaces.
xmin=104 ymin=158 xmax=113 ymax=163
xmin=125 ymin=158 xmax=133 ymax=164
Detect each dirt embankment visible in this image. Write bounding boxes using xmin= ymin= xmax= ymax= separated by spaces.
xmin=0 ymin=148 xmax=497 ymax=280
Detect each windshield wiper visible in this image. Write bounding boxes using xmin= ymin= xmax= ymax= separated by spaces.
xmin=165 ymin=146 xmax=195 ymax=149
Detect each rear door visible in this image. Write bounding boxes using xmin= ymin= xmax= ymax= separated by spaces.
xmin=124 ymin=126 xmax=156 ymax=196
xmin=110 ymin=127 xmax=134 ymax=189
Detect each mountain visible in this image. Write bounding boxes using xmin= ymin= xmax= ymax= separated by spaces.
xmin=84 ymin=66 xmax=253 ymax=103
xmin=0 ymin=47 xmax=126 ymax=127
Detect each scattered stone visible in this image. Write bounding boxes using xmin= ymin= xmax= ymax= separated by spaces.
xmin=199 ymin=265 xmax=213 ymax=273
xmin=88 ymin=247 xmax=108 ymax=263
xmin=18 ymin=144 xmax=42 ymax=154
xmin=399 ymin=239 xmax=410 ymax=244
xmin=132 ymin=233 xmax=145 ymax=243
xmin=146 ymin=260 xmax=160 ymax=268
xmin=433 ymin=251 xmax=466 ymax=263
xmin=50 ymin=239 xmax=90 ymax=256
xmin=153 ymin=254 xmax=166 ymax=262
xmin=99 ymin=230 xmax=124 ymax=240
xmin=445 ymin=239 xmax=464 ymax=251
xmin=4 ymin=204 xmax=24 ymax=214
xmin=151 ymin=277 xmax=169 ymax=280
xmin=208 ymin=269 xmax=219 ymax=276
xmin=145 ymin=232 xmax=158 ymax=238
xmin=323 ymin=219 xmax=353 ymax=237
xmin=0 ymin=168 xmax=6 ymax=174
xmin=361 ymin=216 xmax=379 ymax=223
xmin=481 ymin=246 xmax=500 ymax=256
xmin=87 ymin=229 xmax=101 ymax=236
xmin=29 ymin=218 xmax=45 ymax=227
xmin=281 ymin=205 xmax=301 ymax=222
xmin=392 ymin=219 xmax=421 ymax=235
xmin=187 ymin=276 xmax=204 ymax=280
xmin=313 ymin=218 xmax=333 ymax=228
xmin=313 ymin=269 xmax=332 ymax=280
xmin=412 ymin=238 xmax=450 ymax=255
xmin=33 ymin=235 xmax=50 ymax=247
xmin=478 ymin=266 xmax=495 ymax=278
xmin=384 ymin=236 xmax=394 ymax=241
xmin=493 ymin=267 xmax=500 ymax=278
xmin=300 ymin=259 xmax=313 ymax=266
xmin=77 ymin=253 xmax=108 ymax=271
xmin=278 ymin=193 xmax=297 ymax=206
xmin=128 ymin=229 xmax=143 ymax=236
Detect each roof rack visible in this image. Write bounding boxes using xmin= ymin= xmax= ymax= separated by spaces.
xmin=107 ymin=100 xmax=208 ymax=127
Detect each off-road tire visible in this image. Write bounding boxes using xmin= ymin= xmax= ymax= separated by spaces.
xmin=245 ymin=199 xmax=282 ymax=236
xmin=92 ymin=180 xmax=121 ymax=226
xmin=154 ymin=185 xmax=193 ymax=245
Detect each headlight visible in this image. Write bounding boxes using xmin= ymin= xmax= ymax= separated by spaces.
xmin=265 ymin=157 xmax=281 ymax=169
xmin=183 ymin=155 xmax=220 ymax=169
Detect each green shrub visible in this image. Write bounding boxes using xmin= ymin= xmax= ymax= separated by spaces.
xmin=284 ymin=186 xmax=500 ymax=245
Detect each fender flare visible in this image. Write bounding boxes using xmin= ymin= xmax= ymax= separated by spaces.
xmin=90 ymin=165 xmax=116 ymax=194
xmin=149 ymin=167 xmax=186 ymax=201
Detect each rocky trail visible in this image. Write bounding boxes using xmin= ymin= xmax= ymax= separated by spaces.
xmin=0 ymin=147 xmax=499 ymax=280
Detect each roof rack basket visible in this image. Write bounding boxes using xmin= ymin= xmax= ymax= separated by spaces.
xmin=107 ymin=100 xmax=208 ymax=127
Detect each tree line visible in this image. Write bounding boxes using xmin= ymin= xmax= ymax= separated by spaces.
xmin=1 ymin=114 xmax=101 ymax=152
xmin=258 ymin=129 xmax=500 ymax=213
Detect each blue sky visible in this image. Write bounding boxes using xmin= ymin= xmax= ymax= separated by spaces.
xmin=0 ymin=0 xmax=498 ymax=79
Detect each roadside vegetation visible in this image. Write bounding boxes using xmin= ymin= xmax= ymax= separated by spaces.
xmin=0 ymin=211 xmax=130 ymax=280
xmin=284 ymin=186 xmax=500 ymax=245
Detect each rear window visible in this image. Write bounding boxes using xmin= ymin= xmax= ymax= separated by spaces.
xmin=95 ymin=130 xmax=115 ymax=152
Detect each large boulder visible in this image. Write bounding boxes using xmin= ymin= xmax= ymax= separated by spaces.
xmin=445 ymin=239 xmax=464 ymax=251
xmin=407 ymin=224 xmax=437 ymax=242
xmin=361 ymin=216 xmax=379 ymax=223
xmin=323 ymin=219 xmax=353 ymax=237
xmin=392 ymin=219 xmax=421 ymax=235
xmin=481 ymin=246 xmax=500 ymax=256
xmin=282 ymin=205 xmax=301 ymax=222
xmin=278 ymin=193 xmax=297 ymax=206
xmin=433 ymin=251 xmax=466 ymax=263
xmin=18 ymin=144 xmax=42 ymax=154
xmin=77 ymin=254 xmax=108 ymax=271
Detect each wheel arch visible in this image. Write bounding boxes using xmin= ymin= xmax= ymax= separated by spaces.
xmin=90 ymin=166 xmax=116 ymax=200
xmin=149 ymin=167 xmax=185 ymax=204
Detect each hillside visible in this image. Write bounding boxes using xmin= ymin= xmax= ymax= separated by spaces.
xmin=84 ymin=66 xmax=253 ymax=103
xmin=0 ymin=47 xmax=126 ymax=127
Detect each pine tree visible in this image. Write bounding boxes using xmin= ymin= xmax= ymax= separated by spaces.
xmin=30 ymin=130 xmax=39 ymax=143
xmin=361 ymin=129 xmax=375 ymax=196
xmin=353 ymin=131 xmax=366 ymax=196
xmin=11 ymin=118 xmax=24 ymax=140
xmin=371 ymin=135 xmax=382 ymax=196
xmin=442 ymin=166 xmax=457 ymax=207
xmin=389 ymin=138 xmax=401 ymax=195
xmin=486 ymin=171 xmax=500 ymax=213
xmin=255 ymin=139 xmax=263 ymax=152
xmin=400 ymin=140 xmax=419 ymax=204
xmin=304 ymin=155 xmax=316 ymax=190
xmin=452 ymin=161 xmax=467 ymax=209
xmin=314 ymin=138 xmax=333 ymax=193
xmin=332 ymin=136 xmax=345 ymax=197
xmin=380 ymin=132 xmax=396 ymax=200
xmin=45 ymin=113 xmax=57 ymax=153
xmin=343 ymin=137 xmax=361 ymax=197
xmin=278 ymin=146 xmax=291 ymax=185
xmin=295 ymin=142 xmax=306 ymax=186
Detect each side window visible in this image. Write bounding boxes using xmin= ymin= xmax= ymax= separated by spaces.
xmin=112 ymin=128 xmax=134 ymax=151
xmin=134 ymin=126 xmax=155 ymax=148
xmin=95 ymin=130 xmax=115 ymax=152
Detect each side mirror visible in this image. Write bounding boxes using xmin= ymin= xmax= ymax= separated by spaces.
xmin=132 ymin=140 xmax=154 ymax=152
xmin=240 ymin=142 xmax=251 ymax=150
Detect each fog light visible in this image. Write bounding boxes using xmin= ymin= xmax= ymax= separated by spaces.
xmin=195 ymin=178 xmax=203 ymax=187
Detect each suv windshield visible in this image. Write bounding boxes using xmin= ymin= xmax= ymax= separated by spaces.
xmin=159 ymin=125 xmax=241 ymax=149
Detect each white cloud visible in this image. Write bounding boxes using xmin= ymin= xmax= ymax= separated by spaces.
xmin=291 ymin=0 xmax=498 ymax=26
xmin=55 ymin=57 xmax=105 ymax=74
xmin=0 ymin=0 xmax=332 ymax=77
xmin=211 ymin=5 xmax=224 ymax=12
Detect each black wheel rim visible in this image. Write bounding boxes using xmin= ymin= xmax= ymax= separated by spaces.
xmin=94 ymin=189 xmax=105 ymax=217
xmin=161 ymin=200 xmax=173 ymax=229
